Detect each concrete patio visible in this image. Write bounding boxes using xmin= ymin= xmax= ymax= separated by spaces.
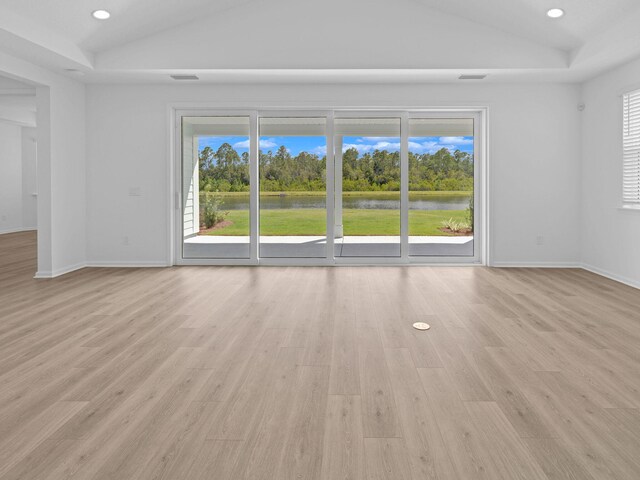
xmin=184 ymin=235 xmax=474 ymax=258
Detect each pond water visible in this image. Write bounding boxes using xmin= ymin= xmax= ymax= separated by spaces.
xmin=217 ymin=193 xmax=470 ymax=210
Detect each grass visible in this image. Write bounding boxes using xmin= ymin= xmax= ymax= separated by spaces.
xmin=212 ymin=190 xmax=472 ymax=198
xmin=202 ymin=209 xmax=470 ymax=236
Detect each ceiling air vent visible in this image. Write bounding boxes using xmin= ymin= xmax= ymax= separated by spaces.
xmin=170 ymin=74 xmax=199 ymax=81
xmin=459 ymin=74 xmax=487 ymax=80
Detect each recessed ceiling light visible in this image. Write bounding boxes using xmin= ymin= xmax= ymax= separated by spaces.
xmin=92 ymin=10 xmax=111 ymax=20
xmin=547 ymin=8 xmax=564 ymax=18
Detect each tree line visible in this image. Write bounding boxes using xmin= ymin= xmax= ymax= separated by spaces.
xmin=198 ymin=143 xmax=473 ymax=193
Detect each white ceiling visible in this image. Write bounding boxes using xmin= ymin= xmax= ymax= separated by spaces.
xmin=413 ymin=0 xmax=640 ymax=50
xmin=0 ymin=0 xmax=253 ymax=52
xmin=0 ymin=0 xmax=639 ymax=84
xmin=3 ymin=0 xmax=638 ymax=52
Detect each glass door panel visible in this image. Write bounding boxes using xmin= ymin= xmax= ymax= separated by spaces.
xmin=408 ymin=118 xmax=474 ymax=256
xmin=182 ymin=116 xmax=251 ymax=259
xmin=258 ymin=117 xmax=327 ymax=258
xmin=334 ymin=118 xmax=401 ymax=257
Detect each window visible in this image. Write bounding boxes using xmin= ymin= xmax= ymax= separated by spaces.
xmin=181 ymin=116 xmax=251 ymax=259
xmin=177 ymin=109 xmax=483 ymax=264
xmin=623 ymin=89 xmax=640 ymax=206
xmin=258 ymin=117 xmax=327 ymax=258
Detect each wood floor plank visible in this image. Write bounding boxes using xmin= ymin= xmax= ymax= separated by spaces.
xmin=464 ymin=401 xmax=548 ymax=480
xmin=384 ymin=348 xmax=457 ymax=479
xmin=38 ymin=347 xmax=203 ymax=480
xmin=417 ymin=367 xmax=494 ymax=480
xmin=473 ymin=349 xmax=556 ymax=439
xmin=363 ymin=437 xmax=414 ymax=480
xmin=524 ymin=437 xmax=597 ymax=480
xmin=358 ymin=341 xmax=400 ymax=438
xmin=141 ymin=401 xmax=224 ymax=480
xmin=182 ymin=439 xmax=243 ymax=480
xmin=276 ymin=365 xmax=330 ymax=479
xmin=328 ymin=312 xmax=360 ymax=394
xmin=321 ymin=395 xmax=364 ymax=480
xmin=205 ymin=328 xmax=290 ymax=440
xmin=230 ymin=347 xmax=305 ymax=480
xmin=89 ymin=367 xmax=214 ymax=480
xmin=426 ymin=318 xmax=493 ymax=401
xmin=1 ymin=231 xmax=639 ymax=480
xmin=0 ymin=400 xmax=87 ymax=477
xmin=537 ymin=371 xmax=640 ymax=478
xmin=486 ymin=346 xmax=637 ymax=480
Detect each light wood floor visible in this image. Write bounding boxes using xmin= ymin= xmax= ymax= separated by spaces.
xmin=1 ymin=231 xmax=639 ymax=480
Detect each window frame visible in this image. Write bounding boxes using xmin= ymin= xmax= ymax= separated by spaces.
xmin=171 ymin=107 xmax=488 ymax=266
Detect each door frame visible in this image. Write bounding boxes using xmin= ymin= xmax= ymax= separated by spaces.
xmin=405 ymin=110 xmax=484 ymax=265
xmin=171 ymin=106 xmax=488 ymax=266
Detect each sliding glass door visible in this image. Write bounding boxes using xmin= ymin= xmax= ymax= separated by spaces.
xmin=334 ymin=117 xmax=401 ymax=257
xmin=181 ymin=115 xmax=251 ymax=259
xmin=178 ymin=110 xmax=481 ymax=264
xmin=408 ymin=117 xmax=475 ymax=257
xmin=258 ymin=117 xmax=327 ymax=258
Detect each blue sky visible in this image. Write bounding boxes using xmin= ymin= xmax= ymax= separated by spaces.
xmin=199 ymin=135 xmax=473 ymax=157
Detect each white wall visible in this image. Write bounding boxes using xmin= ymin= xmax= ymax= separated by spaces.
xmin=46 ymin=81 xmax=86 ymax=276
xmin=0 ymin=122 xmax=22 ymax=233
xmin=21 ymin=126 xmax=37 ymax=229
xmin=581 ymin=57 xmax=640 ymax=287
xmin=85 ymin=83 xmax=581 ymax=266
xmin=0 ymin=124 xmax=37 ymax=234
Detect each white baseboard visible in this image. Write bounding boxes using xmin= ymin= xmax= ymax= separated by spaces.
xmin=33 ymin=260 xmax=169 ymax=278
xmin=0 ymin=227 xmax=36 ymax=235
xmin=30 ymin=257 xmax=639 ymax=291
xmin=490 ymin=261 xmax=639 ymax=289
xmin=580 ymin=263 xmax=640 ymax=290
xmin=34 ymin=262 xmax=86 ymax=279
xmin=85 ymin=261 xmax=170 ymax=268
xmin=490 ymin=261 xmax=581 ymax=268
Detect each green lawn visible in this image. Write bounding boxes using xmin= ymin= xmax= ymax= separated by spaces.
xmin=202 ymin=208 xmax=470 ymax=236
xmin=211 ymin=190 xmax=471 ymax=198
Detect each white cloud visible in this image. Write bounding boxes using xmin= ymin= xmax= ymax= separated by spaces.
xmin=342 ymin=142 xmax=400 ymax=154
xmin=312 ymin=145 xmax=327 ymax=155
xmin=439 ymin=136 xmax=474 ymax=145
xmin=232 ymin=140 xmax=249 ymax=149
xmin=232 ymin=138 xmax=278 ymax=149
xmin=339 ymin=136 xmax=473 ymax=155
xmin=361 ymin=136 xmax=400 ymax=142
xmin=372 ymin=141 xmax=401 ymax=150
xmin=260 ymin=138 xmax=278 ymax=148
xmin=343 ymin=143 xmax=372 ymax=154
xmin=408 ymin=140 xmax=437 ymax=153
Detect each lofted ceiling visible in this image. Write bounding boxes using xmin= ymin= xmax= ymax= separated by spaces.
xmin=0 ymin=0 xmax=639 ymax=84
xmin=0 ymin=0 xmax=253 ymax=52
xmin=412 ymin=0 xmax=640 ymax=50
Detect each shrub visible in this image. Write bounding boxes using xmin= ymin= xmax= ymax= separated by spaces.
xmin=200 ymin=191 xmax=228 ymax=229
xmin=467 ymin=194 xmax=474 ymax=233
xmin=441 ymin=217 xmax=471 ymax=233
